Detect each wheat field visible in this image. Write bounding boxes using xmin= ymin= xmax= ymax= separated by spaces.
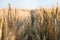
xmin=0 ymin=6 xmax=60 ymax=40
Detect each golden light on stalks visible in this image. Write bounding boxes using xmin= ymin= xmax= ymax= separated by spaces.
xmin=0 ymin=4 xmax=60 ymax=40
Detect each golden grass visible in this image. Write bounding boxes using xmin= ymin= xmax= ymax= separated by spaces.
xmin=0 ymin=7 xmax=60 ymax=40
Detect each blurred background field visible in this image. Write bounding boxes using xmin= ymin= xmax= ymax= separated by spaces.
xmin=0 ymin=4 xmax=60 ymax=40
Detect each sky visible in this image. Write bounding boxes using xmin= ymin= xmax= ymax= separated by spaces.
xmin=0 ymin=0 xmax=60 ymax=9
